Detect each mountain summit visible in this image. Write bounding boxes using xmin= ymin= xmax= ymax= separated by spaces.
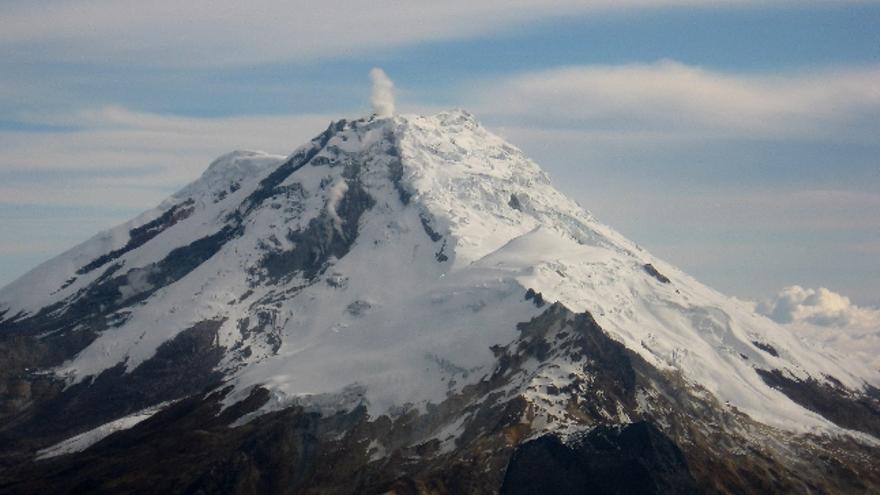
xmin=1 ymin=110 xmax=878 ymax=494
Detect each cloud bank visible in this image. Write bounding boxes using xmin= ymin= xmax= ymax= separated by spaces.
xmin=757 ymin=285 xmax=877 ymax=327
xmin=369 ymin=68 xmax=395 ymax=118
xmin=757 ymin=286 xmax=880 ymax=378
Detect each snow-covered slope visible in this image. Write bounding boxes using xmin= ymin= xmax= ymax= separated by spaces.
xmin=0 ymin=150 xmax=285 ymax=317
xmin=0 ymin=110 xmax=875 ymax=443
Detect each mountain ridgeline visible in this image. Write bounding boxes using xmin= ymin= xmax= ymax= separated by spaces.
xmin=0 ymin=111 xmax=878 ymax=494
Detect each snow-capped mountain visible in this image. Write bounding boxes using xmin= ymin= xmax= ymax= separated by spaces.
xmin=0 ymin=110 xmax=877 ymax=494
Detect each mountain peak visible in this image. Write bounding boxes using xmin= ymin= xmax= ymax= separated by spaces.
xmin=204 ymin=150 xmax=281 ymax=177
xmin=413 ymin=107 xmax=478 ymax=125
xmin=174 ymin=150 xmax=285 ymax=202
xmin=1 ymin=107 xmax=878 ymax=492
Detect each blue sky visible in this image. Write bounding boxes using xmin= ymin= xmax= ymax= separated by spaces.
xmin=0 ymin=1 xmax=878 ymax=306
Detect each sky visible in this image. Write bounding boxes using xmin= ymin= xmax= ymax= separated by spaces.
xmin=0 ymin=1 xmax=878 ymax=311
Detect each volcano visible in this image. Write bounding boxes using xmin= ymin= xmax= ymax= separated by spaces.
xmin=0 ymin=110 xmax=877 ymax=494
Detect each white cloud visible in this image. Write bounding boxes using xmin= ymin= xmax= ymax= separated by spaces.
xmin=757 ymin=286 xmax=873 ymax=326
xmin=757 ymin=286 xmax=880 ymax=378
xmin=369 ymin=68 xmax=395 ymax=118
xmin=325 ymin=179 xmax=350 ymax=229
xmin=476 ymin=61 xmax=880 ymax=141
xmin=0 ymin=1 xmax=859 ymax=67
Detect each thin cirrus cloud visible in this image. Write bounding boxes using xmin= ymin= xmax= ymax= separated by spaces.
xmin=475 ymin=60 xmax=880 ymax=141
xmin=573 ymin=188 xmax=880 ymax=233
xmin=0 ymin=1 xmax=865 ymax=67
xmin=0 ymin=107 xmax=338 ymax=208
xmin=0 ymin=62 xmax=877 ymax=307
xmin=2 ymin=60 xmax=878 ymax=210
xmin=462 ymin=61 xmax=880 ymax=306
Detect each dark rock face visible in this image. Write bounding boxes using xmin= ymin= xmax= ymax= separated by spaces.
xmin=501 ymin=422 xmax=701 ymax=495
xmin=0 ymin=117 xmax=395 ymax=483
xmin=417 ymin=213 xmax=449 ymax=262
xmin=0 ymin=224 xmax=240 ymax=369
xmin=0 ymin=320 xmax=225 ymax=468
xmin=77 ymin=199 xmax=196 ymax=275
xmin=523 ymin=288 xmax=545 ymax=308
xmin=435 ymin=240 xmax=449 ymax=262
xmin=0 ymin=387 xmax=489 ymax=495
xmin=259 ymin=178 xmax=375 ymax=282
xmin=508 ymin=194 xmax=523 ymax=211
xmin=643 ymin=264 xmax=670 ymax=284
xmin=149 ymin=225 xmax=242 ymax=287
xmin=756 ymin=368 xmax=880 ymax=437
xmin=0 ymin=119 xmax=378 ymax=449
xmin=248 ymin=120 xmax=389 ymax=283
xmin=239 ymin=120 xmax=343 ymax=217
xmin=419 ymin=214 xmax=443 ymax=242
xmin=751 ymin=341 xmax=779 ymax=357
xmin=0 ymin=303 xmax=879 ymax=494
xmin=386 ymin=140 xmax=411 ymax=206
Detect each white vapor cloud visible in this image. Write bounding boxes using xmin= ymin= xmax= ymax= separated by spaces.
xmin=325 ymin=179 xmax=350 ymax=229
xmin=369 ymin=68 xmax=395 ymax=118
xmin=0 ymin=1 xmax=859 ymax=68
xmin=476 ymin=61 xmax=880 ymax=141
xmin=757 ymin=286 xmax=880 ymax=379
xmin=757 ymin=285 xmax=875 ymax=326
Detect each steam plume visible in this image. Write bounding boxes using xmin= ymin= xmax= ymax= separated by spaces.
xmin=369 ymin=68 xmax=395 ymax=118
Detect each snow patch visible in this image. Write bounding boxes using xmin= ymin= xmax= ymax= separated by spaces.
xmin=36 ymin=401 xmax=173 ymax=459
